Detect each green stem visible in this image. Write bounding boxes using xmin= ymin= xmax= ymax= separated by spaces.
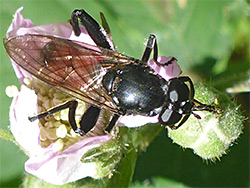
xmin=107 ymin=145 xmax=137 ymax=187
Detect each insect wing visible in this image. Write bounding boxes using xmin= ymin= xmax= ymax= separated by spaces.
xmin=4 ymin=34 xmax=129 ymax=112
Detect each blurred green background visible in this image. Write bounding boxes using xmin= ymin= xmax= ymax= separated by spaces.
xmin=0 ymin=0 xmax=249 ymax=187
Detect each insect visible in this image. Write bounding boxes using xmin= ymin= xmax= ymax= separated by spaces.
xmin=4 ymin=9 xmax=218 ymax=136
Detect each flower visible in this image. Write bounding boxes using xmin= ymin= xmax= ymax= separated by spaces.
xmin=5 ymin=7 xmax=182 ymax=185
xmin=6 ymin=7 xmax=113 ymax=185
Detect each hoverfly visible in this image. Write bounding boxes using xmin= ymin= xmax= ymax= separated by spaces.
xmin=4 ymin=9 xmax=218 ymax=136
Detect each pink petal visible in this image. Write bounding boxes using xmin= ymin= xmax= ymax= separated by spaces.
xmin=25 ymin=135 xmax=111 ymax=185
xmin=6 ymin=8 xmax=95 ymax=45
xmin=9 ymin=86 xmax=41 ymax=155
xmin=6 ymin=7 xmax=34 ymax=34
xmin=6 ymin=7 xmax=115 ymax=185
xmin=148 ymin=56 xmax=182 ymax=81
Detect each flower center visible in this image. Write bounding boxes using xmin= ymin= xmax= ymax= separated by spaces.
xmin=25 ymin=78 xmax=110 ymax=152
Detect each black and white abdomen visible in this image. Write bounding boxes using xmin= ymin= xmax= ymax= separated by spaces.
xmin=102 ymin=64 xmax=167 ymax=115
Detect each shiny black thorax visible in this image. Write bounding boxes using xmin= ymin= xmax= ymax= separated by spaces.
xmin=102 ymin=63 xmax=195 ymax=128
xmin=102 ymin=64 xmax=167 ymax=116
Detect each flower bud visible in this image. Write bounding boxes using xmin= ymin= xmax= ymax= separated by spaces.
xmin=168 ymin=82 xmax=245 ymax=160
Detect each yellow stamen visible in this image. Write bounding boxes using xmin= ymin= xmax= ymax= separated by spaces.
xmin=5 ymin=85 xmax=19 ymax=97
xmin=23 ymin=77 xmax=31 ymax=86
xmin=56 ymin=124 xmax=68 ymax=138
xmin=52 ymin=139 xmax=64 ymax=152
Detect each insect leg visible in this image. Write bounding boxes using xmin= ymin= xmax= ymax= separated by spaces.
xmin=178 ymin=77 xmax=221 ymax=115
xmin=70 ymin=10 xmax=81 ymax=36
xmin=29 ymin=100 xmax=77 ymax=122
xmin=141 ymin=35 xmax=178 ymax=67
xmin=79 ymin=105 xmax=101 ymax=135
xmin=192 ymin=99 xmax=221 ymax=115
xmin=28 ymin=100 xmax=84 ymax=135
xmin=178 ymin=76 xmax=195 ymax=100
xmin=141 ymin=34 xmax=157 ymax=63
xmin=70 ymin=9 xmax=112 ymax=49
xmin=170 ymin=114 xmax=191 ymax=130
xmin=105 ymin=114 xmax=120 ymax=133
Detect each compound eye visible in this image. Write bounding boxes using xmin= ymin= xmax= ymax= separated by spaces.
xmin=159 ymin=108 xmax=182 ymax=125
xmin=168 ymin=79 xmax=190 ymax=102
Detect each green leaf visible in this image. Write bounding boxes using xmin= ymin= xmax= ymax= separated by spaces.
xmin=144 ymin=1 xmax=232 ymax=72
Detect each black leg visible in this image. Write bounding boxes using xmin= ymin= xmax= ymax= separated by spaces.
xmin=153 ymin=37 xmax=158 ymax=62
xmin=67 ymin=100 xmax=79 ymax=133
xmin=170 ymin=114 xmax=191 ymax=130
xmin=70 ymin=10 xmax=81 ymax=36
xmin=105 ymin=114 xmax=120 ymax=133
xmin=28 ymin=100 xmax=83 ymax=135
xmin=79 ymin=105 xmax=101 ymax=135
xmin=29 ymin=100 xmax=77 ymax=122
xmin=177 ymin=77 xmax=221 ymax=115
xmin=192 ymin=99 xmax=221 ymax=115
xmin=70 ymin=9 xmax=112 ymax=50
xmin=141 ymin=35 xmax=179 ymax=67
xmin=141 ymin=34 xmax=157 ymax=63
xmin=178 ymin=76 xmax=195 ymax=100
xmin=192 ymin=112 xmax=201 ymax=119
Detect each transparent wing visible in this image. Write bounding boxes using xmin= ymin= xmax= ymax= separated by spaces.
xmin=4 ymin=34 xmax=136 ymax=112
